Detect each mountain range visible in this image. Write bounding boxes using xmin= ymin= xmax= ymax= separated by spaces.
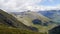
xmin=0 ymin=9 xmax=45 ymax=34
xmin=38 ymin=10 xmax=60 ymax=24
xmin=9 ymin=10 xmax=58 ymax=33
xmin=1 ymin=9 xmax=60 ymax=34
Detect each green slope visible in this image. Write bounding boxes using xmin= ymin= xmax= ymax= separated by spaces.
xmin=0 ymin=9 xmax=38 ymax=30
xmin=0 ymin=9 xmax=44 ymax=34
xmin=0 ymin=25 xmax=46 ymax=34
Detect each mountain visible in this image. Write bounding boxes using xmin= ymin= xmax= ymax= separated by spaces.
xmin=10 ymin=10 xmax=57 ymax=32
xmin=5 ymin=10 xmax=60 ymax=34
xmin=38 ymin=10 xmax=60 ymax=24
xmin=38 ymin=10 xmax=60 ymax=18
xmin=10 ymin=11 xmax=51 ymax=26
xmin=0 ymin=9 xmax=30 ymax=29
xmin=0 ymin=9 xmax=45 ymax=34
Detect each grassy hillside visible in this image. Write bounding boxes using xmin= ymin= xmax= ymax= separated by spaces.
xmin=0 ymin=9 xmax=45 ymax=34
xmin=0 ymin=9 xmax=39 ymax=31
xmin=0 ymin=9 xmax=27 ymax=28
xmin=0 ymin=25 xmax=46 ymax=34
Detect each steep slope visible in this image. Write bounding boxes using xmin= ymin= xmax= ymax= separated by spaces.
xmin=0 ymin=9 xmax=26 ymax=28
xmin=0 ymin=9 xmax=49 ymax=34
xmin=0 ymin=9 xmax=39 ymax=32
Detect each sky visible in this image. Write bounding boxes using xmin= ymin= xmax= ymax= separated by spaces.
xmin=0 ymin=0 xmax=60 ymax=12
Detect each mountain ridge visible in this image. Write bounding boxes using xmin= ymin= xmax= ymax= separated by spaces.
xmin=0 ymin=9 xmax=39 ymax=32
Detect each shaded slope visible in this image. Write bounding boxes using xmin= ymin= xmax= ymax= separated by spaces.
xmin=49 ymin=25 xmax=60 ymax=34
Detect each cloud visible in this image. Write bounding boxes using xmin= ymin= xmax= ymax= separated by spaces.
xmin=0 ymin=0 xmax=60 ymax=12
xmin=0 ymin=0 xmax=42 ymax=12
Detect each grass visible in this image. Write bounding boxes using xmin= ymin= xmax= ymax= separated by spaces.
xmin=0 ymin=25 xmax=47 ymax=34
xmin=0 ymin=9 xmax=48 ymax=34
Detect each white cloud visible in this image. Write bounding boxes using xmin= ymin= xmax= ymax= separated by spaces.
xmin=0 ymin=0 xmax=60 ymax=12
xmin=0 ymin=0 xmax=42 ymax=12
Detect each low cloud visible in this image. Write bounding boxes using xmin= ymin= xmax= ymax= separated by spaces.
xmin=0 ymin=0 xmax=60 ymax=12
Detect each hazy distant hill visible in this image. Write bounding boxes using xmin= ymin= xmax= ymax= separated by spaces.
xmin=38 ymin=10 xmax=60 ymax=24
xmin=38 ymin=10 xmax=60 ymax=19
